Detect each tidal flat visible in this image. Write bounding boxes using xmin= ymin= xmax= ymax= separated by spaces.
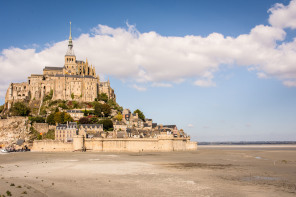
xmin=0 ymin=146 xmax=296 ymax=196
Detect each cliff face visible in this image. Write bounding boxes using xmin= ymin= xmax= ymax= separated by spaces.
xmin=0 ymin=117 xmax=30 ymax=146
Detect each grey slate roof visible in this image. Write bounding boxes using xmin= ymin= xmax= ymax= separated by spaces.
xmin=56 ymin=122 xmax=77 ymax=129
xmin=79 ymin=124 xmax=103 ymax=129
xmin=163 ymin=125 xmax=177 ymax=129
xmin=43 ymin=67 xmax=64 ymax=71
xmin=67 ymin=110 xmax=83 ymax=113
xmin=55 ymin=74 xmax=96 ymax=79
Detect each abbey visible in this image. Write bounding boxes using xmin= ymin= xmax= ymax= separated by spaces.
xmin=4 ymin=23 xmax=115 ymax=110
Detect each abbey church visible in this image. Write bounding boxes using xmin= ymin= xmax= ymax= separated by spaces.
xmin=4 ymin=23 xmax=116 ymax=109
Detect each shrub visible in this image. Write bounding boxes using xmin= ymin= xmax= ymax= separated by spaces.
xmin=29 ymin=116 xmax=45 ymax=123
xmin=0 ymin=105 xmax=4 ymax=113
xmin=44 ymin=129 xmax=55 ymax=140
xmin=43 ymin=90 xmax=53 ymax=102
xmin=46 ymin=112 xmax=73 ymax=125
xmin=133 ymin=109 xmax=145 ymax=121
xmin=58 ymin=103 xmax=68 ymax=110
xmin=29 ymin=127 xmax=42 ymax=140
xmin=79 ymin=117 xmax=91 ymax=124
xmin=98 ymin=93 xmax=108 ymax=102
xmin=99 ymin=119 xmax=113 ymax=131
xmin=10 ymin=102 xmax=30 ymax=116
xmin=113 ymin=112 xmax=123 ymax=121
xmin=6 ymin=190 xmax=12 ymax=196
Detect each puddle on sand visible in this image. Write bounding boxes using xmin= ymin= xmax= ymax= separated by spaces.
xmin=255 ymin=157 xmax=262 ymax=159
xmin=242 ymin=176 xmax=280 ymax=181
xmin=61 ymin=160 xmax=79 ymax=162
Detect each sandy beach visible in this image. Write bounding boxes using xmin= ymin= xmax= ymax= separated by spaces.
xmin=0 ymin=145 xmax=296 ymax=197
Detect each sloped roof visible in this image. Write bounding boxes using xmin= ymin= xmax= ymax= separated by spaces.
xmin=80 ymin=124 xmax=103 ymax=129
xmin=43 ymin=67 xmax=64 ymax=71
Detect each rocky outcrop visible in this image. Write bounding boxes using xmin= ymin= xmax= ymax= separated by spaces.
xmin=0 ymin=117 xmax=30 ymax=146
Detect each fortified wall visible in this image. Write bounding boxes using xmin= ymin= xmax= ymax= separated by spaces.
xmin=32 ymin=135 xmax=197 ymax=152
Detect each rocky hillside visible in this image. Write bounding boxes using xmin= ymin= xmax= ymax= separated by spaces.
xmin=0 ymin=117 xmax=30 ymax=146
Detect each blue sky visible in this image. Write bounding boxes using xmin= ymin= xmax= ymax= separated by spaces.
xmin=1 ymin=0 xmax=296 ymax=141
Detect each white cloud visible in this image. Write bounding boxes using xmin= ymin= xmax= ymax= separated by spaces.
xmin=268 ymin=0 xmax=296 ymax=29
xmin=257 ymin=72 xmax=268 ymax=79
xmin=187 ymin=124 xmax=194 ymax=128
xmin=1 ymin=0 xmax=296 ymax=99
xmin=151 ymin=82 xmax=172 ymax=87
xmin=283 ymin=80 xmax=296 ymax=87
xmin=131 ymin=84 xmax=146 ymax=91
xmin=194 ymin=79 xmax=216 ymax=87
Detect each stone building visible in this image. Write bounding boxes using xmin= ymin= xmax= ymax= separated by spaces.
xmin=79 ymin=124 xmax=103 ymax=138
xmin=4 ymin=23 xmax=116 ymax=110
xmin=66 ymin=110 xmax=84 ymax=120
xmin=55 ymin=122 xmax=78 ymax=142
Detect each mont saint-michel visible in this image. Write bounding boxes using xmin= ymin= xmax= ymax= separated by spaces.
xmin=0 ymin=24 xmax=197 ymax=152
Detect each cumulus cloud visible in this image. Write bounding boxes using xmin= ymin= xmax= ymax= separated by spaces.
xmin=1 ymin=0 xmax=296 ymax=98
xmin=268 ymin=0 xmax=296 ymax=29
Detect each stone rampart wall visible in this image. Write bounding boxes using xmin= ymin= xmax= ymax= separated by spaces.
xmin=32 ymin=140 xmax=73 ymax=152
xmin=32 ymin=137 xmax=197 ymax=152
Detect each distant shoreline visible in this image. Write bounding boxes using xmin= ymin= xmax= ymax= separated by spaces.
xmin=198 ymin=141 xmax=296 ymax=145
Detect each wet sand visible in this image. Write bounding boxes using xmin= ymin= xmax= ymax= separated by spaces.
xmin=0 ymin=146 xmax=296 ymax=196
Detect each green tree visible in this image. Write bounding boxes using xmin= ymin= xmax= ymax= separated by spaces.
xmin=58 ymin=103 xmax=68 ymax=109
xmin=64 ymin=112 xmax=74 ymax=123
xmin=101 ymin=104 xmax=111 ymax=117
xmin=99 ymin=119 xmax=113 ymax=131
xmin=83 ymin=108 xmax=88 ymax=116
xmin=93 ymin=102 xmax=102 ymax=117
xmin=46 ymin=113 xmax=55 ymax=125
xmin=73 ymin=101 xmax=80 ymax=109
xmin=79 ymin=117 xmax=91 ymax=124
xmin=29 ymin=116 xmax=45 ymax=123
xmin=98 ymin=93 xmax=108 ymax=102
xmin=71 ymin=93 xmax=74 ymax=100
xmin=49 ymin=112 xmax=73 ymax=124
xmin=11 ymin=102 xmax=30 ymax=116
xmin=54 ymin=112 xmax=63 ymax=124
xmin=113 ymin=112 xmax=123 ymax=121
xmin=133 ymin=109 xmax=145 ymax=121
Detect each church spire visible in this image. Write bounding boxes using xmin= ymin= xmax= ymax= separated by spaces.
xmin=68 ymin=21 xmax=73 ymax=46
xmin=66 ymin=21 xmax=75 ymax=56
xmin=69 ymin=22 xmax=72 ymax=40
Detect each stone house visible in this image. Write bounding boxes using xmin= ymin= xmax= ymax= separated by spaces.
xmin=55 ymin=122 xmax=78 ymax=142
xmin=79 ymin=124 xmax=103 ymax=138
xmin=66 ymin=110 xmax=84 ymax=120
xmin=113 ymin=121 xmax=127 ymax=132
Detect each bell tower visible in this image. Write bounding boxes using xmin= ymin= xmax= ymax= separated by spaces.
xmin=64 ymin=22 xmax=76 ymax=75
